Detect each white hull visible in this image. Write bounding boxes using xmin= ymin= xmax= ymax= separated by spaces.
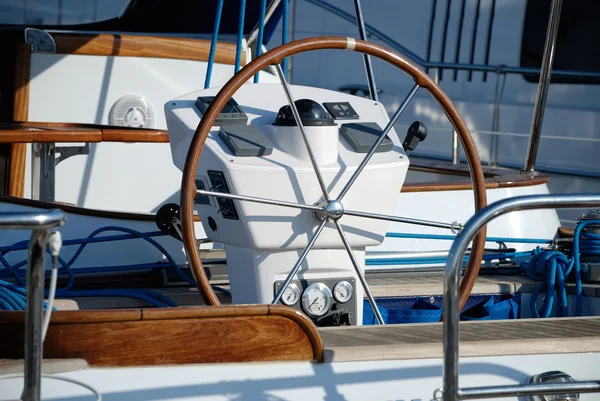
xmin=2 ymin=352 xmax=599 ymax=401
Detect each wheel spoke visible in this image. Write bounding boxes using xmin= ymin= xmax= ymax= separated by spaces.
xmin=272 ymin=219 xmax=328 ymax=304
xmin=197 ymin=189 xmax=324 ymax=213
xmin=344 ymin=208 xmax=463 ymax=232
xmin=334 ymin=220 xmax=385 ymax=325
xmin=275 ymin=64 xmax=331 ymax=201
xmin=337 ymin=83 xmax=419 ymax=202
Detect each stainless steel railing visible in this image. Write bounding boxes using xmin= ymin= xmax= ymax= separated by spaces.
xmin=440 ymin=193 xmax=600 ymax=400
xmin=0 ymin=210 xmax=66 ymax=401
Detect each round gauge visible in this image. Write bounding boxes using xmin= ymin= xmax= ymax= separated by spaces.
xmin=333 ymin=281 xmax=353 ymax=303
xmin=301 ymin=283 xmax=333 ymax=317
xmin=281 ymin=283 xmax=301 ymax=306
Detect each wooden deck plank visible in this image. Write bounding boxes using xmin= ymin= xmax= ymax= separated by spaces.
xmin=320 ymin=316 xmax=600 ymax=362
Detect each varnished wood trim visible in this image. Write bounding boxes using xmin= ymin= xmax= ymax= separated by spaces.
xmin=402 ymin=181 xmax=499 ymax=192
xmin=0 ymin=130 xmax=33 ymax=142
xmin=497 ymin=173 xmax=550 ymax=188
xmin=8 ymin=43 xmax=31 ymax=197
xmin=402 ymin=174 xmax=549 ymax=192
xmin=0 ymin=126 xmax=169 ymax=144
xmin=52 ymin=33 xmax=246 ymax=65
xmin=558 ymin=227 xmax=575 ymax=238
xmin=33 ymin=130 xmax=102 ymax=143
xmin=0 ymin=305 xmax=324 ymax=365
xmin=102 ymin=129 xmax=169 ymax=143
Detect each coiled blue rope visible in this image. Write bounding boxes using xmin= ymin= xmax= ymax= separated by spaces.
xmin=0 ymin=280 xmax=54 ymax=311
xmin=235 ymin=0 xmax=247 ymax=73
xmin=204 ymin=0 xmax=225 ymax=89
xmin=520 ymin=249 xmax=572 ymax=318
xmin=520 ymin=219 xmax=600 ymax=318
xmin=281 ymin=0 xmax=289 ymax=77
xmin=253 ymin=0 xmax=267 ymax=83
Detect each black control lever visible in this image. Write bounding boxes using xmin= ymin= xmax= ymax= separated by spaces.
xmin=402 ymin=121 xmax=428 ymax=156
xmin=156 ymin=203 xmax=183 ymax=241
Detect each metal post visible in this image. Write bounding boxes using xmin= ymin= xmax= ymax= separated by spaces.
xmin=286 ymin=0 xmax=296 ymax=81
xmin=31 ymin=142 xmax=56 ymax=202
xmin=523 ymin=0 xmax=563 ymax=173
xmin=0 ymin=210 xmax=65 ymax=401
xmin=451 ymin=130 xmax=459 ymax=165
xmin=434 ymin=67 xmax=459 ymax=164
xmin=353 ymin=0 xmax=379 ymax=102
xmin=22 ymin=229 xmax=50 ymax=401
xmin=489 ymin=70 xmax=503 ymax=166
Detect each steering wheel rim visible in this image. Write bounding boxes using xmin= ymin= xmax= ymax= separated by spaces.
xmin=180 ymin=36 xmax=488 ymax=311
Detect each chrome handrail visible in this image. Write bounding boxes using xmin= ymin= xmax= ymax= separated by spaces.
xmin=1 ymin=210 xmax=66 ymax=401
xmin=440 ymin=193 xmax=600 ymax=400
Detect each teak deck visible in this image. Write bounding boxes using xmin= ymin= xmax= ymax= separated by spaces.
xmin=320 ymin=316 xmax=600 ymax=362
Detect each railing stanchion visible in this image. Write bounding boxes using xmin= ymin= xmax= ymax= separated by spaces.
xmin=523 ymin=0 xmax=564 ymax=173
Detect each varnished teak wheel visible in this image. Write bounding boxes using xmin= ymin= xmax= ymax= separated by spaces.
xmin=180 ymin=36 xmax=488 ymax=316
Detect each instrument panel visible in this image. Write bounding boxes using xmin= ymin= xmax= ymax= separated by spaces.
xmin=274 ymin=278 xmax=357 ymax=327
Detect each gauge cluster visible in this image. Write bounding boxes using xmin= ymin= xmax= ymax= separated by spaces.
xmin=274 ymin=278 xmax=357 ymax=327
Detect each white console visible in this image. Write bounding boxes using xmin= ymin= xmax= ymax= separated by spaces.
xmin=166 ymin=83 xmax=410 ymax=326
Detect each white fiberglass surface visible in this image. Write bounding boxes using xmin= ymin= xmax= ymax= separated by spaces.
xmin=1 ymin=353 xmax=599 ymax=401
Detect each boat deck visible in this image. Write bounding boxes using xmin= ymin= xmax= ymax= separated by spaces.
xmin=3 ymin=272 xmax=600 ymax=371
xmin=31 ymin=273 xmax=600 ymax=365
xmin=319 ymin=316 xmax=600 ymax=362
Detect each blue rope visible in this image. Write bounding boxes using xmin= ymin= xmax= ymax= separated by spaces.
xmin=0 ymin=285 xmax=26 ymax=310
xmin=366 ymin=250 xmax=534 ymax=266
xmin=0 ymin=280 xmax=54 ymax=311
xmin=385 ymin=232 xmax=551 ymax=244
xmin=520 ymin=220 xmax=600 ymax=318
xmin=281 ymin=0 xmax=289 ymax=77
xmin=520 ymin=249 xmax=572 ymax=318
xmin=204 ymin=0 xmax=225 ymax=89
xmin=0 ymin=253 xmax=24 ymax=286
xmin=235 ymin=0 xmax=247 ymax=73
xmin=1 ymin=226 xmax=193 ymax=290
xmin=0 ymin=226 xmax=202 ymax=308
xmin=0 ymin=231 xmax=166 ymax=253
xmin=1 ymin=231 xmax=171 ymax=287
xmin=253 ymin=0 xmax=267 ymax=83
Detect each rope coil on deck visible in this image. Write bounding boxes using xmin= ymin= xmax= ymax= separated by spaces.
xmin=520 ymin=219 xmax=600 ymax=318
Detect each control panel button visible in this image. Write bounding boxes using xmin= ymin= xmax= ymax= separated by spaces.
xmin=323 ymin=102 xmax=360 ymax=120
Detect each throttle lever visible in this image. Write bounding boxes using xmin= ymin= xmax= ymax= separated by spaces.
xmin=402 ymin=121 xmax=428 ymax=156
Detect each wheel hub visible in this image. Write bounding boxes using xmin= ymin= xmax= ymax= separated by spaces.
xmin=315 ymin=200 xmax=344 ymax=221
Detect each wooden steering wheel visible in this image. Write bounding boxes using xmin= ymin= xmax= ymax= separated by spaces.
xmin=180 ymin=37 xmax=488 ymax=314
